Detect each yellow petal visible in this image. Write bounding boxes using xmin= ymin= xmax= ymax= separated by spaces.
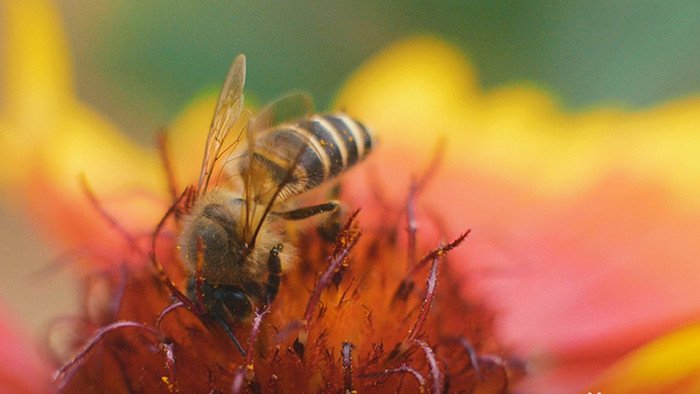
xmin=336 ymin=36 xmax=477 ymax=143
xmin=0 ymin=0 xmax=166 ymax=203
xmin=0 ymin=0 xmax=72 ymax=188
xmin=1 ymin=0 xmax=73 ymax=126
xmin=590 ymin=322 xmax=700 ymax=393
xmin=611 ymin=97 xmax=700 ymax=208
xmin=336 ymin=37 xmax=700 ymax=208
xmin=168 ymin=96 xmax=217 ymax=189
xmin=41 ymin=105 xmax=166 ymax=197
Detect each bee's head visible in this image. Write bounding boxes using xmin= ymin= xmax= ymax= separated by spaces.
xmin=180 ymin=198 xmax=247 ymax=280
xmin=179 ymin=192 xmax=288 ymax=293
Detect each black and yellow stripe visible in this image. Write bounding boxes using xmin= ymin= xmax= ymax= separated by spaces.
xmin=245 ymin=112 xmax=373 ymax=203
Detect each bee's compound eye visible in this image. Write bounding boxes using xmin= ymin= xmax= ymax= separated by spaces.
xmin=203 ymin=283 xmax=252 ymax=322
xmin=188 ymin=279 xmax=254 ymax=324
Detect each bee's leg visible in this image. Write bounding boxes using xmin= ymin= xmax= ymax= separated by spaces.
xmin=322 ymin=183 xmax=345 ymax=238
xmin=274 ymin=201 xmax=345 ymax=240
xmin=319 ymin=202 xmax=345 ymax=241
xmin=265 ymin=245 xmax=283 ymax=304
xmin=272 ymin=201 xmax=340 ymax=220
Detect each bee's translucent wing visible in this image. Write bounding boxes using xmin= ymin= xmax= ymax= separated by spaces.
xmin=241 ymin=93 xmax=313 ymax=241
xmin=197 ymin=54 xmax=247 ymax=196
xmin=250 ymin=93 xmax=313 ymax=134
xmin=244 ymin=93 xmax=313 ymax=177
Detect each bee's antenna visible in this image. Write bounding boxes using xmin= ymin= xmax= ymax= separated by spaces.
xmin=212 ymin=315 xmax=246 ymax=357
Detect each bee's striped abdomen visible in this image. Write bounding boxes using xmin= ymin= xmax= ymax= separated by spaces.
xmin=295 ymin=113 xmax=373 ymax=185
xmin=247 ymin=112 xmax=373 ymax=203
xmin=297 ymin=118 xmax=344 ymax=178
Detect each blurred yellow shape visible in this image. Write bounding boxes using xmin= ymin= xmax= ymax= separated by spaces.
xmin=0 ymin=0 xmax=165 ymax=205
xmin=591 ymin=322 xmax=700 ymax=393
xmin=337 ymin=37 xmax=700 ymax=207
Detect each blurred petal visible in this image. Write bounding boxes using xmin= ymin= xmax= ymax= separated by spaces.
xmin=336 ymin=36 xmax=700 ymax=391
xmin=0 ymin=301 xmax=51 ymax=393
xmin=0 ymin=0 xmax=168 ymax=262
xmin=591 ymin=321 xmax=700 ymax=393
xmin=337 ymin=37 xmax=700 ymax=202
xmin=486 ymin=176 xmax=700 ymax=391
xmin=611 ymin=98 xmax=700 ymax=207
xmin=168 ymin=96 xmax=217 ymax=188
xmin=1 ymin=0 xmax=72 ymax=126
xmin=0 ymin=0 xmax=72 ymax=187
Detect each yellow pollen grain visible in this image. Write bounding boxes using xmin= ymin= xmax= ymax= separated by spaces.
xmin=161 ymin=376 xmax=173 ymax=391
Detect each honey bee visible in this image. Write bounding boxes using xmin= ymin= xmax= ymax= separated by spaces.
xmin=178 ymin=55 xmax=373 ymax=352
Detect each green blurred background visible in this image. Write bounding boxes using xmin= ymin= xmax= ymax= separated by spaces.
xmin=56 ymin=0 xmax=699 ymax=143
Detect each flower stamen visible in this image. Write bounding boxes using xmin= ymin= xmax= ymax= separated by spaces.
xmin=414 ymin=339 xmax=443 ymax=394
xmin=359 ymin=364 xmax=428 ymax=392
xmin=55 ymin=321 xmax=162 ymax=390
xmin=231 ymin=307 xmax=269 ymax=393
xmin=294 ymin=210 xmax=362 ymax=358
xmin=342 ymin=341 xmax=355 ymax=393
xmin=389 ymin=252 xmax=440 ymax=360
xmin=155 ymin=128 xmax=180 ymax=202
xmin=79 ymin=175 xmax=142 ymax=255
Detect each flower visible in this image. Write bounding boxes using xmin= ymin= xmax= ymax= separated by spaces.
xmin=336 ymin=37 xmax=700 ymax=392
xmin=2 ymin=1 xmax=514 ymax=392
xmin=2 ymin=0 xmax=700 ymax=392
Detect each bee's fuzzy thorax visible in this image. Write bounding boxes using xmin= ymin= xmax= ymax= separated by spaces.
xmin=179 ymin=189 xmax=295 ymax=290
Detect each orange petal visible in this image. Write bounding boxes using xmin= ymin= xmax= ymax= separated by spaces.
xmin=473 ymin=176 xmax=700 ymax=391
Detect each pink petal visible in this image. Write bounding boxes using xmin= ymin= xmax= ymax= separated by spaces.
xmin=0 ymin=301 xmax=52 ymax=394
